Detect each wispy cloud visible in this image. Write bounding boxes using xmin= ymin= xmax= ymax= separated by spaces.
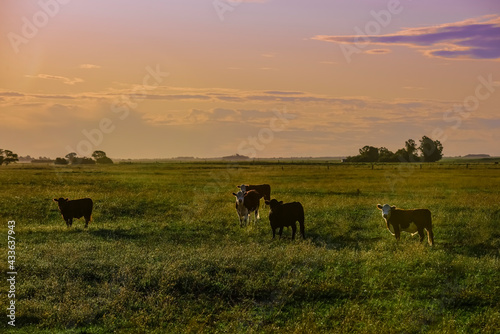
xmin=263 ymin=91 xmax=304 ymax=95
xmin=364 ymin=49 xmax=392 ymax=55
xmin=140 ymin=94 xmax=211 ymax=101
xmin=0 ymin=91 xmax=25 ymax=97
xmin=25 ymin=74 xmax=84 ymax=85
xmin=79 ymin=64 xmax=101 ymax=69
xmin=261 ymin=53 xmax=276 ymax=58
xmin=313 ymin=15 xmax=500 ymax=60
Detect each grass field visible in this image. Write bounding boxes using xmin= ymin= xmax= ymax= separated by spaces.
xmin=1 ymin=162 xmax=499 ymax=333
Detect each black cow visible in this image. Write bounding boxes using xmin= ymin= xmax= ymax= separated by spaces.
xmin=53 ymin=198 xmax=93 ymax=228
xmin=265 ymin=199 xmax=305 ymax=240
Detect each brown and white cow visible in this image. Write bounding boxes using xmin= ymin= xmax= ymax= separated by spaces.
xmin=377 ymin=204 xmax=434 ymax=246
xmin=54 ymin=198 xmax=93 ymax=228
xmin=232 ymin=190 xmax=260 ymax=227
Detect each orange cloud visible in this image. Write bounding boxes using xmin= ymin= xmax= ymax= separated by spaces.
xmin=79 ymin=64 xmax=101 ymax=69
xmin=364 ymin=49 xmax=391 ymax=55
xmin=25 ymin=74 xmax=84 ymax=85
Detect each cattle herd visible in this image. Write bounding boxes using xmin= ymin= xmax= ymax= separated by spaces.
xmin=232 ymin=184 xmax=305 ymax=240
xmin=53 ymin=184 xmax=435 ymax=245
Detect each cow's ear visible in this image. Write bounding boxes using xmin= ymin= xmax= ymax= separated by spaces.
xmin=265 ymin=200 xmax=270 ymax=205
xmin=53 ymin=198 xmax=59 ymax=202
xmin=232 ymin=193 xmax=237 ymax=196
xmin=279 ymin=201 xmax=283 ymax=205
xmin=236 ymin=185 xmax=241 ymax=189
xmin=377 ymin=204 xmax=383 ymax=209
xmin=391 ymin=206 xmax=396 ymax=210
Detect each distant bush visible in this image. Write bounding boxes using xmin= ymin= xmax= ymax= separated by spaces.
xmin=92 ymin=150 xmax=113 ymax=164
xmin=63 ymin=150 xmax=113 ymax=165
xmin=72 ymin=157 xmax=96 ymax=165
xmin=96 ymin=156 xmax=113 ymax=164
xmin=54 ymin=157 xmax=69 ymax=165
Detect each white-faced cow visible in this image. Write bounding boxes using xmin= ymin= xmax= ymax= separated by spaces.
xmin=53 ymin=198 xmax=93 ymax=228
xmin=265 ymin=199 xmax=305 ymax=240
xmin=232 ymin=190 xmax=260 ymax=227
xmin=377 ymin=204 xmax=434 ymax=246
xmin=237 ymin=184 xmax=271 ymax=203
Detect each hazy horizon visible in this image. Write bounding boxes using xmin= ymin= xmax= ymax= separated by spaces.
xmin=2 ymin=1 xmax=500 ymax=159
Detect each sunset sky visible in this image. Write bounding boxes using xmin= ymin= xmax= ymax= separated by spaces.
xmin=1 ymin=0 xmax=499 ymax=159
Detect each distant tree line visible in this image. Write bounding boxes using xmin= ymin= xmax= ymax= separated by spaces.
xmin=0 ymin=149 xmax=114 ymax=165
xmin=0 ymin=149 xmax=19 ymax=165
xmin=55 ymin=151 xmax=113 ymax=165
xmin=345 ymin=136 xmax=443 ymax=163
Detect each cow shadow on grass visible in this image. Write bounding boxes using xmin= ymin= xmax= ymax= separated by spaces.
xmin=31 ymin=226 xmax=144 ymax=241
xmin=14 ymin=314 xmax=42 ymax=329
xmin=89 ymin=228 xmax=144 ymax=240
xmin=440 ymin=241 xmax=500 ymax=257
xmin=289 ymin=189 xmax=366 ymax=197
xmin=306 ymin=228 xmax=383 ymax=251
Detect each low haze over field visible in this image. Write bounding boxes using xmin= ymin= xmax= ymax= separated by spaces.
xmin=1 ymin=0 xmax=499 ymax=158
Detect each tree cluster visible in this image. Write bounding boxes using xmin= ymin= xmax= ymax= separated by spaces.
xmin=0 ymin=149 xmax=19 ymax=165
xmin=345 ymin=136 xmax=443 ymax=163
xmin=55 ymin=151 xmax=113 ymax=165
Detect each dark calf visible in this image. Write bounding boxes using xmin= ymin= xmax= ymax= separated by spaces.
xmin=265 ymin=199 xmax=305 ymax=240
xmin=53 ymin=198 xmax=93 ymax=228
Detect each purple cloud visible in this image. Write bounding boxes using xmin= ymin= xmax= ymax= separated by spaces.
xmin=313 ymin=15 xmax=500 ymax=60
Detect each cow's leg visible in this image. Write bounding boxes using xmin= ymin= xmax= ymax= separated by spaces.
xmin=417 ymin=229 xmax=425 ymax=243
xmin=238 ymin=212 xmax=243 ymax=227
xmin=255 ymin=208 xmax=260 ymax=221
xmin=427 ymin=228 xmax=434 ymax=246
xmin=272 ymin=228 xmax=276 ymax=239
xmin=65 ymin=219 xmax=71 ymax=227
xmin=291 ymin=223 xmax=297 ymax=240
xmin=299 ymin=219 xmax=305 ymax=239
xmin=278 ymin=227 xmax=284 ymax=238
xmin=67 ymin=218 xmax=73 ymax=227
xmin=394 ymin=227 xmax=400 ymax=242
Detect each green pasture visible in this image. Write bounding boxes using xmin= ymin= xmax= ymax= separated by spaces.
xmin=0 ymin=162 xmax=499 ymax=333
